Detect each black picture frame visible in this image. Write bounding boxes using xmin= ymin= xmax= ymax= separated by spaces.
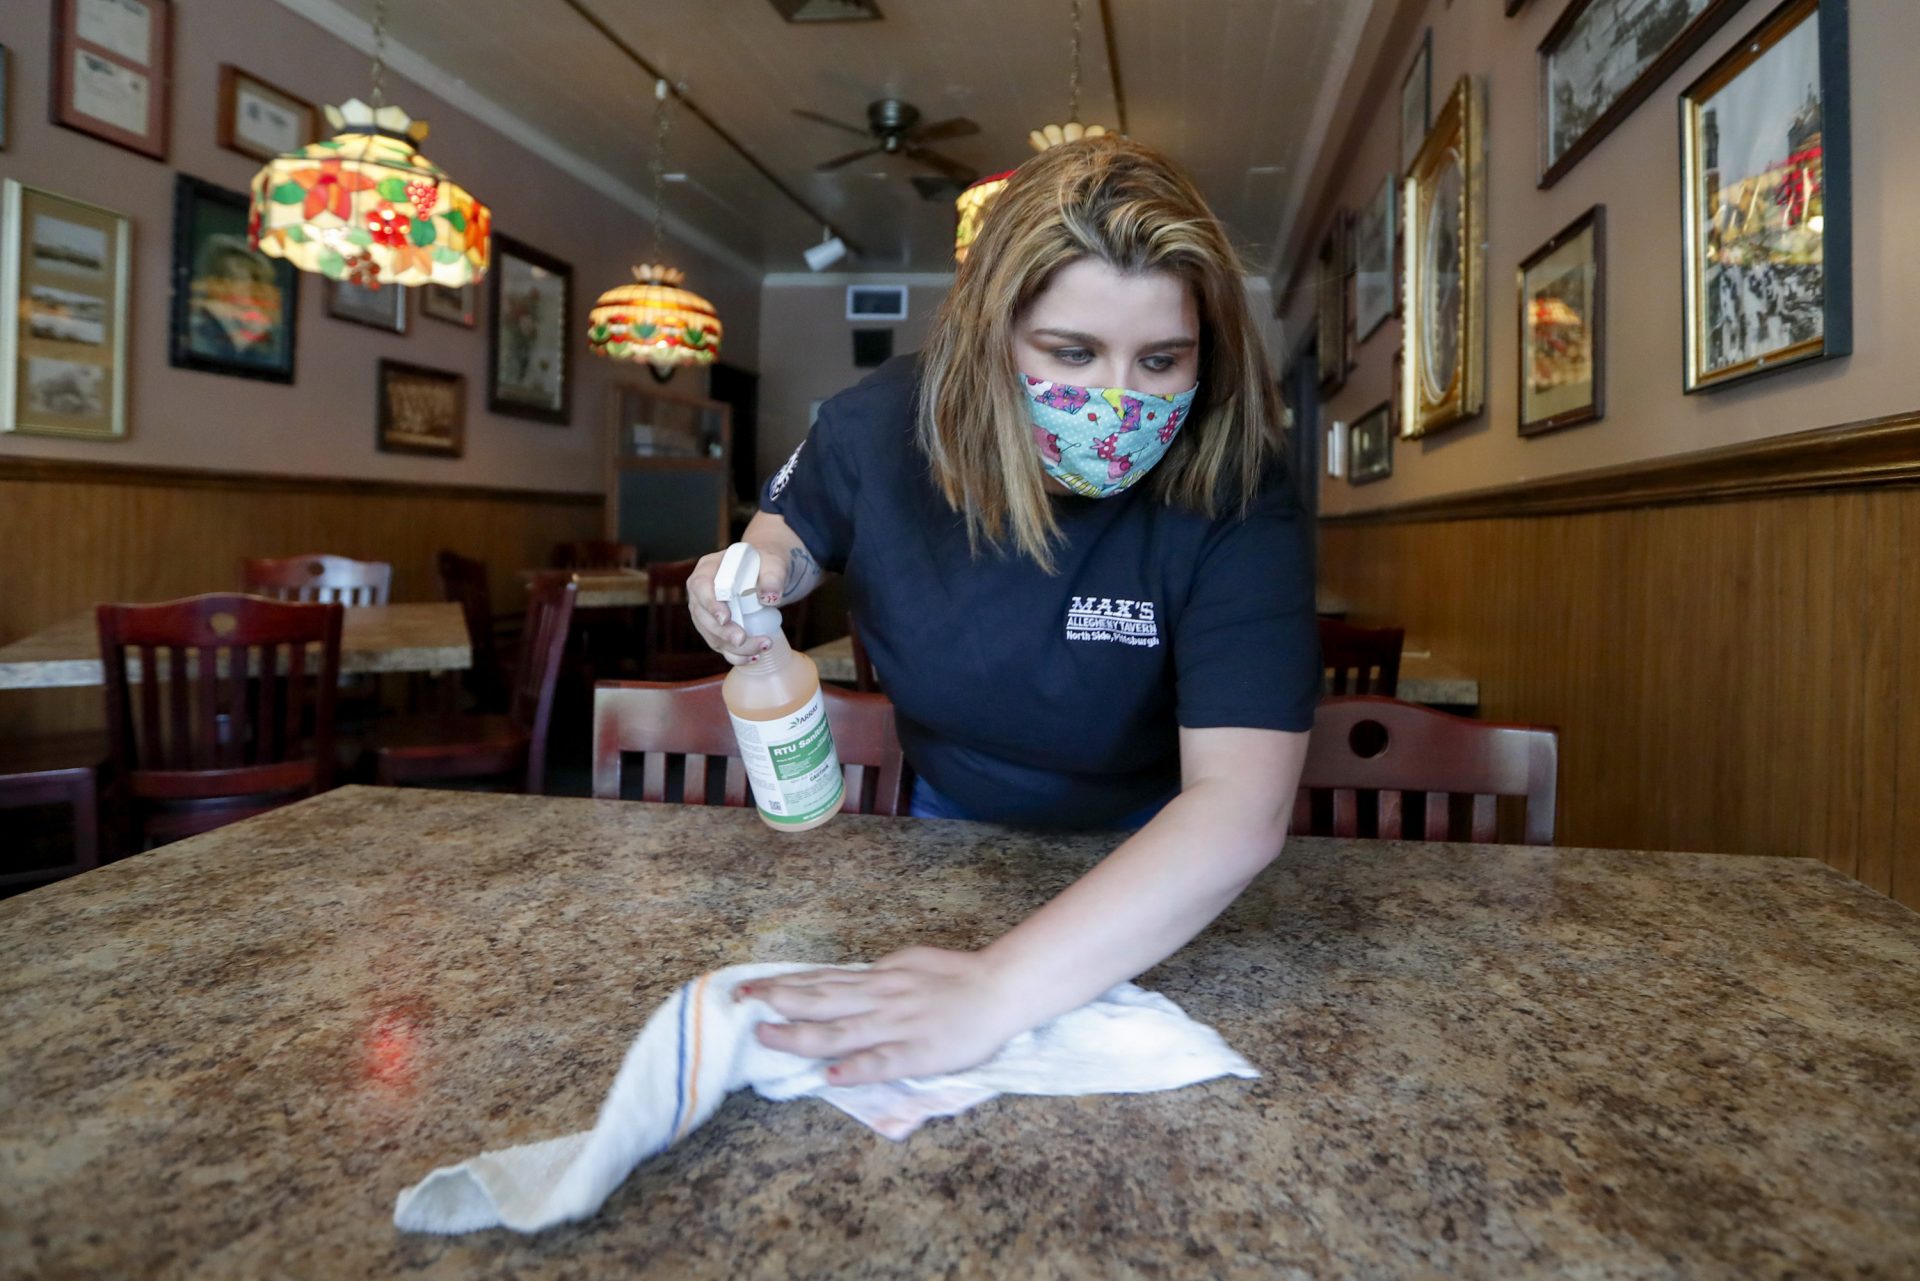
xmin=1539 ymin=0 xmax=1748 ymax=188
xmin=1517 ymin=205 xmax=1606 ymax=436
xmin=1348 ymin=402 xmax=1393 ymax=485
xmin=1 ymin=43 xmax=11 ymax=151
xmin=167 ymin=173 xmax=298 ymax=384
xmin=487 ymin=233 xmax=572 ymax=425
xmin=1399 ymin=29 xmax=1432 ymax=174
xmin=1316 ymin=211 xmax=1350 ymax=394
xmin=377 ymin=358 xmax=465 ymax=457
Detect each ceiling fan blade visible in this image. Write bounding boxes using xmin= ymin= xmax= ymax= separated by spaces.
xmin=792 ymin=107 xmax=871 ymax=138
xmin=910 ymin=117 xmax=980 ymax=144
xmin=816 ymin=146 xmax=883 ymax=172
xmin=910 ymin=174 xmax=966 ymax=201
xmin=903 ymin=145 xmax=977 ymax=185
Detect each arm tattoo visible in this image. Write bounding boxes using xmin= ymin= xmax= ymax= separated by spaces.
xmin=784 ymin=545 xmax=821 ymax=599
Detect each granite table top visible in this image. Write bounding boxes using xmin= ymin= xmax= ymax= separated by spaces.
xmin=518 ymin=569 xmax=652 ymax=610
xmin=1 ymin=786 xmax=1914 ymax=1279
xmin=0 ymin=602 xmax=471 ymax=691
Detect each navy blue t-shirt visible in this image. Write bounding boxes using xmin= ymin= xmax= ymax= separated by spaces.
xmin=762 ymin=356 xmax=1320 ymax=828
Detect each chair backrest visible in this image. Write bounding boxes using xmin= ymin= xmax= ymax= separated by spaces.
xmin=644 ymin=558 xmax=728 ymax=681
xmin=555 ymin=540 xmax=639 ymax=571
xmin=1319 ymin=619 xmax=1404 ymax=696
xmin=592 ymin=676 xmax=909 ymax=816
xmin=509 ymin=574 xmax=578 ymax=790
xmin=241 ymin=554 xmax=393 ymax=606
xmin=96 ymin=594 xmax=344 ymax=802
xmin=436 ymin=549 xmax=506 ymax=708
xmin=1296 ymin=696 xmax=1558 ymax=845
xmin=847 ymin=611 xmax=880 ymax=693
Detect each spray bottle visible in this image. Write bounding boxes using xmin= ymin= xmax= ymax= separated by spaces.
xmin=714 ymin=542 xmax=845 ymax=831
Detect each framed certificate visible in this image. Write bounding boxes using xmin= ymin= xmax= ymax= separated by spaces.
xmin=51 ymin=0 xmax=173 ymax=161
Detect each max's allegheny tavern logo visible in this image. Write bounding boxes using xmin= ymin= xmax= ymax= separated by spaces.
xmin=768 ymin=441 xmax=804 ymax=500
xmin=1066 ymin=596 xmax=1160 ymax=647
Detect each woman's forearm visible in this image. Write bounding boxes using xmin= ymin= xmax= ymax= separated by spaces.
xmin=743 ymin=510 xmax=826 ymax=603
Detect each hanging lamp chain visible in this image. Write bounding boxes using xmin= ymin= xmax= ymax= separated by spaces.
xmin=650 ymin=79 xmax=673 ymax=268
xmin=369 ymin=0 xmax=389 ymax=111
xmin=1068 ymin=0 xmax=1082 ymax=123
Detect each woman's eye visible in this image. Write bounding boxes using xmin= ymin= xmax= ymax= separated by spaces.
xmin=1141 ymin=356 xmax=1176 ymax=373
xmin=1052 ymin=348 xmax=1093 ymax=364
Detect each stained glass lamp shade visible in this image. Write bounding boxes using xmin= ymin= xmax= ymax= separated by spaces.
xmin=250 ymin=100 xmax=490 ymax=288
xmin=954 ymin=123 xmax=1108 ymax=263
xmin=588 ymin=264 xmax=723 ymax=369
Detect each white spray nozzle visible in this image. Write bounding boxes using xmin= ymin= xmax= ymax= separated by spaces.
xmin=714 ymin=543 xmax=782 ymax=637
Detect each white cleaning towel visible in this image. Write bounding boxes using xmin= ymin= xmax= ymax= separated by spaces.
xmin=393 ymin=961 xmax=1256 ymax=1234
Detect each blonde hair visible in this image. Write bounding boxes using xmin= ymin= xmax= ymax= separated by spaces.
xmin=917 ymin=134 xmax=1282 ymax=572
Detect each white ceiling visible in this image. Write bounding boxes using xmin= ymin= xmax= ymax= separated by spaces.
xmin=279 ymin=0 xmax=1373 ymax=280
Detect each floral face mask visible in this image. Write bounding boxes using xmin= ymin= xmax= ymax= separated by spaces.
xmin=1021 ymin=374 xmax=1198 ymax=498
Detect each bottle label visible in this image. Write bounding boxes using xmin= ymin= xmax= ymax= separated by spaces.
xmin=729 ymin=689 xmax=844 ymax=825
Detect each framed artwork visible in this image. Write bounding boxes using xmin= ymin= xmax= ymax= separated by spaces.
xmin=1353 ymin=173 xmax=1397 ymax=342
xmin=1348 ymin=402 xmax=1393 ymax=485
xmin=1539 ymin=0 xmax=1747 ymax=188
xmin=420 ymin=283 xmax=476 ymax=328
xmin=216 ymin=64 xmax=317 ymax=164
xmin=1401 ymin=76 xmax=1487 ymax=439
xmin=1315 ymin=213 xmax=1349 ymax=394
xmin=169 ymin=174 xmax=298 ymax=383
xmin=326 ymin=278 xmax=409 ymax=333
xmin=1399 ymin=29 xmax=1432 ymax=174
xmin=0 ymin=179 xmax=131 ymax=440
xmin=377 ymin=360 xmax=465 ymax=457
xmin=1518 ymin=205 xmax=1605 ymax=435
xmin=1 ymin=44 xmax=11 ymax=151
xmin=488 ymin=234 xmax=572 ymax=424
xmin=51 ymin=0 xmax=173 ymax=161
xmin=1682 ymin=0 xmax=1849 ymax=392
xmin=1389 ymin=348 xmax=1404 ymax=437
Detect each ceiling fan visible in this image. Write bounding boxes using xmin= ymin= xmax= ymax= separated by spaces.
xmin=794 ymin=98 xmax=981 ymax=191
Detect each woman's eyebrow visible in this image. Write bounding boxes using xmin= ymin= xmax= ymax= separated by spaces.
xmin=1031 ymin=327 xmax=1198 ymax=351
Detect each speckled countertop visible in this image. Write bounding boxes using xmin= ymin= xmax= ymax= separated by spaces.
xmin=1 ymin=786 xmax=1915 ymax=1279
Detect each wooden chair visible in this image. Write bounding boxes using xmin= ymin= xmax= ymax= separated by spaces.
xmin=364 ymin=575 xmax=577 ymax=794
xmin=642 ymin=558 xmax=729 ymax=682
xmin=591 ymin=676 xmax=909 ymax=816
xmin=847 ymin=612 xmax=880 ymax=693
xmin=436 ymin=549 xmax=516 ymax=713
xmin=554 ymin=540 xmax=639 ymax=571
xmin=1319 ymin=619 xmax=1404 ymax=696
xmin=97 ymin=594 xmax=343 ymax=851
xmin=1294 ymin=696 xmax=1557 ymax=845
xmin=242 ymin=554 xmax=393 ymax=606
xmin=0 ymin=731 xmax=105 ymax=887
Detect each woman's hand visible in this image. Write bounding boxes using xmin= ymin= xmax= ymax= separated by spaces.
xmin=685 ymin=512 xmax=824 ymax=664
xmin=735 ymin=947 xmax=1031 ymax=1086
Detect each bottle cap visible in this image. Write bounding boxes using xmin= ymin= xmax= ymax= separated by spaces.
xmin=714 ymin=543 xmax=783 ymax=638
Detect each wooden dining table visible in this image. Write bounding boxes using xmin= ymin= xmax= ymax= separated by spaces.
xmin=0 ymin=602 xmax=472 ymax=691
xmin=2 ymin=787 xmax=1913 ymax=1277
xmin=518 ymin=569 xmax=652 ymax=610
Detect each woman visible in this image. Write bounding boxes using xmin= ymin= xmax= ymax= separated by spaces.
xmin=687 ymin=136 xmax=1318 ymax=1087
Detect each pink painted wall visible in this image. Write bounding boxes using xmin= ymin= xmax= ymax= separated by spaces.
xmin=0 ymin=0 xmax=759 ymax=493
xmin=1284 ymin=0 xmax=1919 ymax=515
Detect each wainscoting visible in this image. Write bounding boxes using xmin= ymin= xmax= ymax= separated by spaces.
xmin=1320 ymin=411 xmax=1920 ymax=911
xmin=0 ymin=458 xmax=603 ymax=738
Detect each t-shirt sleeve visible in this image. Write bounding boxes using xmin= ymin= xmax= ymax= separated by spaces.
xmin=759 ymin=399 xmax=859 ymax=573
xmin=1174 ymin=480 xmax=1321 ymax=733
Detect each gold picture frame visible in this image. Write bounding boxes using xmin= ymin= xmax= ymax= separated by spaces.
xmin=1401 ymin=75 xmax=1486 ymax=439
xmin=0 ymin=179 xmax=132 ymax=441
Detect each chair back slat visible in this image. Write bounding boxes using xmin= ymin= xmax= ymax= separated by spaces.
xmin=1319 ymin=620 xmax=1404 ymax=697
xmin=592 ymin=677 xmax=909 ymax=816
xmin=97 ymin=595 xmax=343 ymax=838
xmin=506 ymin=575 xmax=578 ymax=792
xmin=643 ymin=559 xmax=729 ymax=682
xmin=436 ymin=550 xmax=508 ymax=710
xmin=555 ymin=540 xmax=639 ymax=571
xmin=1297 ymin=696 xmax=1558 ymax=845
xmin=242 ymin=555 xmax=392 ymax=606
xmin=847 ymin=612 xmax=881 ymax=693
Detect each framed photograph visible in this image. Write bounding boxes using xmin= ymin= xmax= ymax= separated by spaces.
xmin=51 ymin=0 xmax=173 ymax=161
xmin=1399 ymin=29 xmax=1432 ymax=174
xmin=488 ymin=234 xmax=572 ymax=424
xmin=377 ymin=360 xmax=465 ymax=457
xmin=169 ymin=174 xmax=299 ymax=383
xmin=1315 ymin=212 xmax=1349 ymax=393
xmin=1 ymin=179 xmax=131 ymax=440
xmin=420 ymin=283 xmax=477 ymax=328
xmin=1353 ymin=173 xmax=1397 ymax=342
xmin=1349 ymin=403 xmax=1393 ymax=485
xmin=1518 ymin=205 xmax=1605 ymax=435
xmin=326 ymin=278 xmax=409 ymax=333
xmin=1682 ymin=0 xmax=1850 ymax=392
xmin=216 ymin=64 xmax=316 ymax=164
xmin=1539 ymin=0 xmax=1747 ymax=188
xmin=1401 ymin=76 xmax=1487 ymax=439
xmin=846 ymin=284 xmax=907 ymax=321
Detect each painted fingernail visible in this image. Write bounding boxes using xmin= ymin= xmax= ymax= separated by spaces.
xmin=760 ymin=640 xmax=772 ymax=652
xmin=735 ymin=985 xmax=754 ymax=1000
xmin=825 ymin=1065 xmax=841 ymax=1082
xmin=749 ymin=655 xmax=759 ymax=663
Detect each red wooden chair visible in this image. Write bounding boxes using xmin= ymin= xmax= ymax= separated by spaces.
xmin=847 ymin=612 xmax=881 ymax=693
xmin=1295 ymin=696 xmax=1558 ymax=845
xmin=436 ymin=549 xmax=516 ymax=713
xmin=591 ymin=676 xmax=909 ymax=816
xmin=242 ymin=554 xmax=393 ymax=606
xmin=97 ymin=594 xmax=343 ymax=851
xmin=364 ymin=575 xmax=577 ymax=794
xmin=1319 ymin=619 xmax=1404 ymax=696
xmin=0 ymin=731 xmax=105 ymax=886
xmin=642 ymin=558 xmax=729 ymax=682
xmin=554 ymin=540 xmax=639 ymax=571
